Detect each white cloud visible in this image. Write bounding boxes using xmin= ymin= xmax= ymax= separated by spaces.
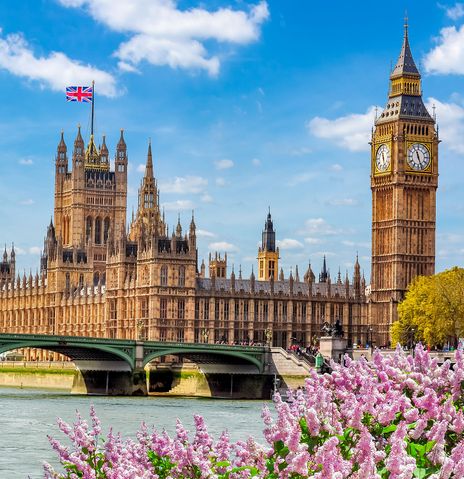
xmin=424 ymin=25 xmax=464 ymax=75
xmin=117 ymin=61 xmax=140 ymax=73
xmin=277 ymin=238 xmax=304 ymax=250
xmin=10 ymin=245 xmax=41 ymax=256
xmin=304 ymin=237 xmax=323 ymax=245
xmin=118 ymin=36 xmax=220 ymax=76
xmin=136 ymin=163 xmax=146 ymax=173
xmin=0 ymin=30 xmax=117 ymax=97
xmin=19 ymin=158 xmax=33 ymax=165
xmin=159 ymin=176 xmax=208 ymax=194
xmin=197 ymin=229 xmax=216 ymax=238
xmin=300 ymin=218 xmax=339 ymax=236
xmin=426 ymin=97 xmax=464 ymax=153
xmin=58 ymin=0 xmax=269 ymax=76
xmin=19 ymin=199 xmax=34 ymax=205
xmin=208 ymin=241 xmax=238 ymax=252
xmin=307 ymin=106 xmax=377 ymax=152
xmin=251 ymin=158 xmax=261 ymax=166
xmin=162 ymin=199 xmax=194 ymax=211
xmin=446 ymin=3 xmax=464 ymax=20
xmin=215 ymin=177 xmax=226 ymax=187
xmin=330 ymin=163 xmax=343 ymax=172
xmin=327 ymin=198 xmax=359 ymax=206
xmin=214 ymin=159 xmax=234 ymax=170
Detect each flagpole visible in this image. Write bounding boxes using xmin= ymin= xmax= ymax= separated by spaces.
xmin=91 ymin=80 xmax=95 ymax=138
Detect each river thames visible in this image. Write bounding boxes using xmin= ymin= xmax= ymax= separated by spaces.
xmin=0 ymin=387 xmax=268 ymax=478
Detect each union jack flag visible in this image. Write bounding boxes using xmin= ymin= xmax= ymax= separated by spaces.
xmin=66 ymin=86 xmax=93 ymax=103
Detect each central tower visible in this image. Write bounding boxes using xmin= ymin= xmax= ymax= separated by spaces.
xmin=370 ymin=21 xmax=439 ymax=344
xmin=258 ymin=209 xmax=279 ymax=281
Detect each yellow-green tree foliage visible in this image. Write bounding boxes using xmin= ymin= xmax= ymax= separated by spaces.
xmin=392 ymin=267 xmax=464 ymax=347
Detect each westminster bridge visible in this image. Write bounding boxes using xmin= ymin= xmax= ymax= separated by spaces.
xmin=0 ymin=333 xmax=311 ymax=396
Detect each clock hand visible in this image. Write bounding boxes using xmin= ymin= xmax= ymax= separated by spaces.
xmin=415 ymin=151 xmax=420 ymax=163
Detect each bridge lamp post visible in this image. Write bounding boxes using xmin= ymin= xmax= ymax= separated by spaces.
xmin=409 ymin=328 xmax=416 ymax=357
xmin=368 ymin=325 xmax=374 ymax=358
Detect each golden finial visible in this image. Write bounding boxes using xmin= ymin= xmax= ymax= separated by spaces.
xmin=404 ymin=10 xmax=408 ymax=38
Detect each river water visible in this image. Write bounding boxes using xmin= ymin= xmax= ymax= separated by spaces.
xmin=0 ymin=387 xmax=268 ymax=479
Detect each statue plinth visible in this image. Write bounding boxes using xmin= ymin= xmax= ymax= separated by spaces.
xmin=319 ymin=336 xmax=347 ymax=362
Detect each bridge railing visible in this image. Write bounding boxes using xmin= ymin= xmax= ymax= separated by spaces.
xmin=0 ymin=333 xmax=268 ymax=352
xmin=0 ymin=360 xmax=75 ymax=369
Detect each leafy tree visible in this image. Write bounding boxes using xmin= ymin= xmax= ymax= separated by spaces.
xmin=392 ymin=267 xmax=464 ymax=347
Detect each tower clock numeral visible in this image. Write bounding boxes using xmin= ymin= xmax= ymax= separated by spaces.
xmin=407 ymin=143 xmax=430 ymax=171
xmin=375 ymin=144 xmax=390 ymax=172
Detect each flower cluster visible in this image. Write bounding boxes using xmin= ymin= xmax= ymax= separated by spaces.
xmin=45 ymin=345 xmax=464 ymax=478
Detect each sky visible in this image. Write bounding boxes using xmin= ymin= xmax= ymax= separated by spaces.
xmin=1 ymin=0 xmax=464 ymax=281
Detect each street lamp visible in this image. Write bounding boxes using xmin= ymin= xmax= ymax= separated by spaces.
xmin=368 ymin=325 xmax=374 ymax=357
xmin=409 ymin=328 xmax=416 ymax=357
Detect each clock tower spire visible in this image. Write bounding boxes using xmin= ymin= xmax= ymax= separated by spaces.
xmin=370 ymin=20 xmax=439 ymax=345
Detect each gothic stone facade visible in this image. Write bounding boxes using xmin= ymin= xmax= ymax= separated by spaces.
xmin=0 ymin=25 xmax=437 ymax=351
xmin=0 ymin=129 xmax=369 ymax=355
xmin=370 ymin=24 xmax=438 ymax=345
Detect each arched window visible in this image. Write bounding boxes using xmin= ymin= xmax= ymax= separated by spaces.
xmin=79 ymin=274 xmax=84 ymax=288
xmin=93 ymin=272 xmax=100 ymax=286
xmin=103 ymin=217 xmax=110 ymax=244
xmin=95 ymin=217 xmax=102 ymax=244
xmin=65 ymin=273 xmax=70 ymax=290
xmin=86 ymin=216 xmax=92 ymax=242
xmin=178 ymin=266 xmax=185 ymax=287
xmin=160 ymin=266 xmax=168 ymax=286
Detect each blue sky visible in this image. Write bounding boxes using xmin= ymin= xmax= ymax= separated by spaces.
xmin=1 ymin=0 xmax=464 ymax=281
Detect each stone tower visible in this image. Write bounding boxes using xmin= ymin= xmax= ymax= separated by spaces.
xmin=128 ymin=140 xmax=165 ymax=241
xmin=258 ymin=209 xmax=279 ymax=281
xmin=53 ymin=127 xmax=128 ymax=281
xmin=370 ymin=20 xmax=439 ymax=344
xmin=209 ymin=252 xmax=227 ymax=278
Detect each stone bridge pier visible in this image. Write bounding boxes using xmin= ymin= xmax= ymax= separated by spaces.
xmin=70 ymin=341 xmax=148 ymax=395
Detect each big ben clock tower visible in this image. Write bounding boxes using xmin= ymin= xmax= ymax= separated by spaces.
xmin=370 ymin=20 xmax=439 ymax=344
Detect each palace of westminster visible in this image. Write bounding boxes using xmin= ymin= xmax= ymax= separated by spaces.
xmin=0 ymin=24 xmax=439 ymax=354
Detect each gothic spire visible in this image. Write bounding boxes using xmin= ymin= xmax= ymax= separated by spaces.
xmin=304 ymin=261 xmax=315 ymax=283
xmin=145 ymin=139 xmax=154 ymax=180
xmin=261 ymin=208 xmax=276 ymax=252
xmin=190 ymin=210 xmax=196 ymax=231
xmin=74 ymin=125 xmax=84 ymax=147
xmin=377 ymin=18 xmax=433 ymax=124
xmin=57 ymin=130 xmax=67 ymax=154
xmin=117 ymin=128 xmax=126 ymax=149
xmin=390 ymin=15 xmax=420 ymax=79
xmin=319 ymin=255 xmax=328 ymax=283
xmin=176 ymin=214 xmax=182 ymax=237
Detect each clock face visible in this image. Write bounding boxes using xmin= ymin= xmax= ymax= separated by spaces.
xmin=375 ymin=144 xmax=390 ymax=172
xmin=407 ymin=143 xmax=430 ymax=171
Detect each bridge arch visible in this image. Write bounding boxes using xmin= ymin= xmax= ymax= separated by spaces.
xmin=142 ymin=347 xmax=263 ymax=372
xmin=0 ymin=340 xmax=135 ymax=369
